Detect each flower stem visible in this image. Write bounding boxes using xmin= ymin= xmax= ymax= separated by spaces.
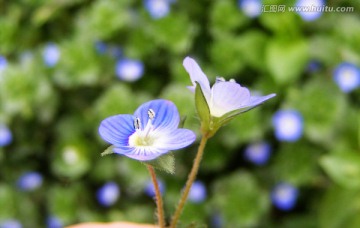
xmin=170 ymin=135 xmax=209 ymax=228
xmin=147 ymin=164 xmax=165 ymax=228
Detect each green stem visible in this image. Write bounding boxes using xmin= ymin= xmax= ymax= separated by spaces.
xmin=147 ymin=164 xmax=165 ymax=228
xmin=170 ymin=135 xmax=209 ymax=228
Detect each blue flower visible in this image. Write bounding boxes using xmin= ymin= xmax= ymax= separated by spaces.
xmin=306 ymin=60 xmax=321 ymax=73
xmin=0 ymin=124 xmax=12 ymax=147
xmin=244 ymin=141 xmax=271 ymax=165
xmin=96 ymin=182 xmax=120 ymax=207
xmin=295 ymin=0 xmax=325 ymax=21
xmin=333 ymin=62 xmax=360 ymax=93
xmin=144 ymin=179 xmax=165 ymax=197
xmin=0 ymin=220 xmax=22 ymax=228
xmin=99 ymin=99 xmax=196 ymax=161
xmin=144 ymin=0 xmax=173 ymax=19
xmin=115 ymin=58 xmax=144 ymax=82
xmin=271 ymin=183 xmax=298 ymax=211
xmin=272 ymin=110 xmax=303 ymax=142
xmin=17 ymin=171 xmax=43 ymax=191
xmin=46 ymin=216 xmax=63 ymax=228
xmin=210 ymin=213 xmax=223 ymax=228
xmin=0 ymin=55 xmax=7 ymax=73
xmin=188 ymin=180 xmax=207 ymax=203
xmin=183 ymin=57 xmax=276 ymax=118
xmin=239 ymin=0 xmax=262 ymax=18
xmin=94 ymin=41 xmax=107 ymax=55
xmin=43 ymin=43 xmax=60 ymax=67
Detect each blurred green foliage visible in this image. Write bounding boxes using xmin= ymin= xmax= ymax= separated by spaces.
xmin=0 ymin=0 xmax=360 ymax=227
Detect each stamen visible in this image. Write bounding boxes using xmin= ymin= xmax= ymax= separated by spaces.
xmin=215 ymin=77 xmax=226 ymax=83
xmin=148 ymin=109 xmax=155 ymax=120
xmin=134 ymin=117 xmax=141 ymax=130
xmin=229 ymin=78 xmax=236 ymax=83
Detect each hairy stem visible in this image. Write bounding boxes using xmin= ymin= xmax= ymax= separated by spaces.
xmin=170 ymin=135 xmax=208 ymax=228
xmin=147 ymin=165 xmax=165 ymax=228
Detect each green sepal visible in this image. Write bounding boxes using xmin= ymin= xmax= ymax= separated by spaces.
xmin=194 ymin=81 xmax=211 ymax=133
xmin=179 ymin=115 xmax=187 ymax=128
xmin=213 ymin=106 xmax=256 ymax=127
xmin=101 ymin=145 xmax=115 ymax=156
xmin=143 ymin=153 xmax=175 ymax=174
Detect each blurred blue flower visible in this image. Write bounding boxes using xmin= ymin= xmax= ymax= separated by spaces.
xmin=239 ymin=0 xmax=262 ymax=18
xmin=43 ymin=43 xmax=60 ymax=67
xmin=108 ymin=46 xmax=122 ymax=59
xmin=188 ymin=181 xmax=207 ymax=203
xmin=96 ymin=182 xmax=120 ymax=207
xmin=244 ymin=141 xmax=271 ymax=165
xmin=333 ymin=62 xmax=360 ymax=93
xmin=0 ymin=124 xmax=12 ymax=147
xmin=307 ymin=60 xmax=321 ymax=72
xmin=0 ymin=220 xmax=22 ymax=228
xmin=183 ymin=57 xmax=275 ymax=118
xmin=115 ymin=58 xmax=144 ymax=82
xmin=0 ymin=55 xmax=7 ymax=73
xmin=94 ymin=41 xmax=107 ymax=55
xmin=210 ymin=213 xmax=223 ymax=228
xmin=46 ymin=216 xmax=63 ymax=228
xmin=99 ymin=99 xmax=196 ymax=161
xmin=144 ymin=179 xmax=165 ymax=197
xmin=295 ymin=0 xmax=325 ymax=21
xmin=17 ymin=171 xmax=43 ymax=191
xmin=144 ymin=0 xmax=173 ymax=19
xmin=271 ymin=183 xmax=298 ymax=211
xmin=272 ymin=110 xmax=303 ymax=142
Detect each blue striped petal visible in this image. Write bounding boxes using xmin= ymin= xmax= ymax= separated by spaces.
xmin=154 ymin=129 xmax=196 ymax=151
xmin=113 ymin=146 xmax=168 ymax=161
xmin=98 ymin=114 xmax=134 ymax=147
xmin=133 ymin=99 xmax=180 ymax=131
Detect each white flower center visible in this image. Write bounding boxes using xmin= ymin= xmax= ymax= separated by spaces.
xmin=128 ymin=110 xmax=157 ymax=147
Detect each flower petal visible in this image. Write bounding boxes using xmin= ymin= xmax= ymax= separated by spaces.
xmin=113 ymin=146 xmax=168 ymax=161
xmin=98 ymin=114 xmax=134 ymax=146
xmin=133 ymin=99 xmax=180 ymax=131
xmin=154 ymin=129 xmax=196 ymax=151
xmin=210 ymin=82 xmax=251 ymax=117
xmin=246 ymin=94 xmax=276 ymax=107
xmin=236 ymin=94 xmax=277 ymax=113
xmin=183 ymin=57 xmax=211 ymax=94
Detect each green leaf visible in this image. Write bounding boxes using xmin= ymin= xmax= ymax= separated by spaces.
xmin=266 ymin=38 xmax=309 ymax=85
xmin=320 ymin=151 xmax=360 ymax=189
xmin=271 ymin=143 xmax=320 ymax=185
xmin=319 ymin=186 xmax=360 ymax=228
xmin=143 ymin=153 xmax=175 ymax=174
xmin=194 ymin=82 xmax=211 ymax=133
xmin=101 ymin=145 xmax=115 ymax=156
xmin=211 ymin=172 xmax=270 ymax=227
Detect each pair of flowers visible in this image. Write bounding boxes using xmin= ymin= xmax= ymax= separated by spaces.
xmin=99 ymin=57 xmax=275 ymax=161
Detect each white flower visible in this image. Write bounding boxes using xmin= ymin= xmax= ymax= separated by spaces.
xmin=183 ymin=57 xmax=276 ymax=118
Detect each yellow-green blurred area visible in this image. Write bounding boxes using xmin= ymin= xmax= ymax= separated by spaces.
xmin=0 ymin=0 xmax=360 ymax=227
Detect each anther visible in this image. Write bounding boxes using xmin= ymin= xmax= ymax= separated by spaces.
xmin=134 ymin=117 xmax=141 ymax=130
xmin=229 ymin=78 xmax=236 ymax=83
xmin=148 ymin=109 xmax=155 ymax=120
xmin=215 ymin=77 xmax=226 ymax=83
